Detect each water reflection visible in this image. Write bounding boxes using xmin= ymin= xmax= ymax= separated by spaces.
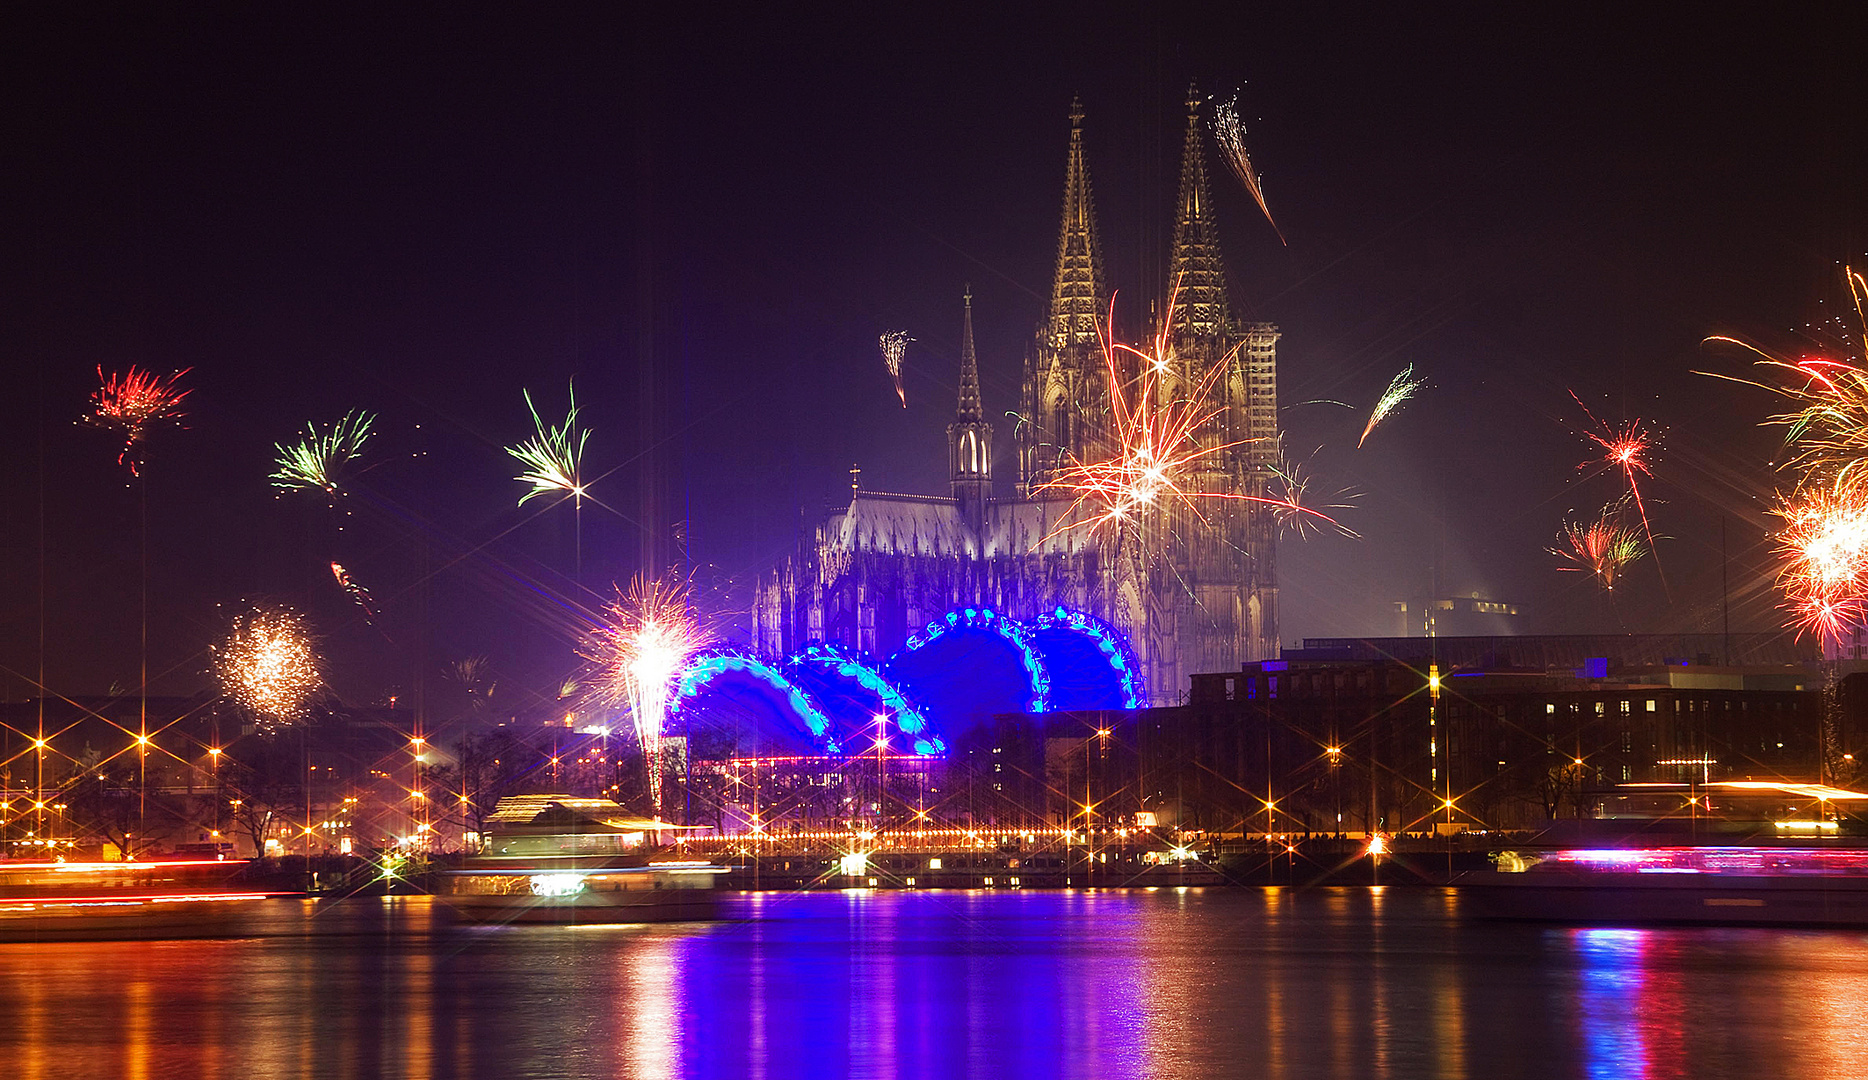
xmin=1781 ymin=934 xmax=1868 ymax=1076
xmin=622 ymin=928 xmax=686 ymax=1080
xmin=0 ymin=891 xmax=1864 ymax=1077
xmin=1572 ymin=929 xmax=1655 ymax=1080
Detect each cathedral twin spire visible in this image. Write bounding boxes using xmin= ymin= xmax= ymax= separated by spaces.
xmin=1011 ymin=91 xmax=1238 ymax=496
xmin=1041 ymin=89 xmax=1227 ymax=349
xmin=1168 ymin=86 xmax=1229 ymax=338
xmin=1044 ymin=96 xmax=1106 ymax=350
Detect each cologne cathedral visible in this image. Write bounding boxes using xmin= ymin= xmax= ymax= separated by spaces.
xmin=755 ymin=93 xmax=1280 ymax=706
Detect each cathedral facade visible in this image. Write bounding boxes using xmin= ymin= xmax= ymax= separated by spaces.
xmin=754 ymin=93 xmax=1280 ymax=705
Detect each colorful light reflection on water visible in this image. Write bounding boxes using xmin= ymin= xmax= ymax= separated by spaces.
xmin=0 ymin=891 xmax=1865 ymax=1078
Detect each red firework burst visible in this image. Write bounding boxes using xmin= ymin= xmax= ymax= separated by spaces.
xmin=1569 ymin=390 xmax=1663 ymax=562
xmin=1036 ymin=289 xmax=1349 ymax=540
xmin=1774 ymin=487 xmax=1868 ymax=641
xmin=1552 ymin=502 xmax=1646 ymax=591
xmin=85 ymin=365 xmax=192 ymax=475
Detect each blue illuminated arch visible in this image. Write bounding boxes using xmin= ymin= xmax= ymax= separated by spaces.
xmin=1029 ymin=607 xmax=1144 ymax=709
xmin=787 ymin=644 xmax=946 ymax=755
xmin=670 ymin=652 xmax=841 ymax=753
xmin=893 ymin=607 xmax=1050 ymax=713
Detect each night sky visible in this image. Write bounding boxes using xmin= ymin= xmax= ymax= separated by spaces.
xmin=4 ymin=7 xmax=1865 ymax=712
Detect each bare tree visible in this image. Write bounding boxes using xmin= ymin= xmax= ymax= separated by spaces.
xmin=218 ymin=739 xmax=305 ymax=857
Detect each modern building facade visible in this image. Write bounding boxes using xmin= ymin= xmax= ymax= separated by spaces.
xmin=904 ymin=645 xmax=1827 ymax=836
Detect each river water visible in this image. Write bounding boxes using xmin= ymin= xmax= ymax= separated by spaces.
xmin=1 ymin=887 xmax=1864 ymax=1079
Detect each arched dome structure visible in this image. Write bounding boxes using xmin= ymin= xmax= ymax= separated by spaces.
xmin=666 ymin=607 xmax=1140 ymax=760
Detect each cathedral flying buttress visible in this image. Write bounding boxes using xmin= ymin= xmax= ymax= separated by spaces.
xmin=754 ymin=90 xmax=1279 ymax=706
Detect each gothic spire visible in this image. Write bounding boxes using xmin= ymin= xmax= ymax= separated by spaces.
xmin=1045 ymin=96 xmax=1105 ymax=349
xmin=949 ymin=286 xmax=993 ymax=525
xmin=1169 ymin=84 xmax=1229 ymax=338
xmin=957 ymin=286 xmax=982 ymax=420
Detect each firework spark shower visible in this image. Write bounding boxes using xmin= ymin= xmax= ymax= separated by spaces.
xmin=1268 ymin=447 xmax=1361 ymax=539
xmin=1036 ymin=293 xmax=1347 ymax=541
xmin=1705 ymin=268 xmax=1868 ymax=641
xmin=508 ymin=381 xmax=589 ymax=507
xmin=1773 ymin=488 xmax=1868 ymax=641
xmin=1210 ymin=94 xmax=1285 ymax=245
xmin=271 ymin=410 xmax=376 ymax=495
xmin=879 ymin=330 xmax=911 ymax=407
xmin=83 ymin=365 xmax=191 ymax=475
xmin=1357 ymin=364 xmax=1425 ymax=448
xmin=581 ymin=574 xmax=712 ymax=815
xmin=1552 ymin=501 xmax=1645 ymax=591
xmin=214 ymin=605 xmax=322 ymax=736
xmin=1569 ymin=390 xmax=1662 ymax=558
xmin=329 ymin=562 xmax=378 ymax=623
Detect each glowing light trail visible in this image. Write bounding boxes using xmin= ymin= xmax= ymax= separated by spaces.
xmin=271 ymin=410 xmax=376 ymax=494
xmin=1569 ymin=390 xmax=1662 ymax=561
xmin=879 ymin=330 xmax=911 ymax=408
xmin=1552 ymin=502 xmax=1645 ymax=591
xmin=582 ymin=574 xmax=711 ymax=815
xmin=1211 ymin=95 xmax=1285 ymax=244
xmin=1358 ymin=364 xmax=1425 ymax=448
xmin=1035 ymin=292 xmax=1348 ymax=540
xmin=508 ymin=381 xmax=588 ymax=507
xmin=1701 ymin=268 xmax=1868 ymax=642
xmin=329 ymin=562 xmax=378 ymax=623
xmin=84 ymin=365 xmax=191 ymax=475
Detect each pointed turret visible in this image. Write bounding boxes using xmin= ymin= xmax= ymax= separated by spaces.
xmin=1168 ymin=85 xmax=1229 ymax=338
xmin=956 ymin=286 xmax=983 ymax=421
xmin=949 ymin=288 xmax=994 ymax=531
xmin=1045 ymin=96 xmax=1105 ymax=349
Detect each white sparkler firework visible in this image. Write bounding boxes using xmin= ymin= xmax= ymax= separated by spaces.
xmin=1211 ymin=95 xmax=1286 ymax=245
xmin=879 ymin=330 xmax=911 ymax=407
xmin=582 ymin=575 xmax=711 ymax=816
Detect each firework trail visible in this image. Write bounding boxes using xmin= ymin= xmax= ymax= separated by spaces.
xmin=879 ymin=330 xmax=911 ymax=407
xmin=1702 ymin=269 xmax=1868 ymax=497
xmin=1701 ymin=268 xmax=1868 ymax=641
xmin=1552 ymin=502 xmax=1645 ymax=591
xmin=1772 ymin=487 xmax=1868 ymax=641
xmin=1211 ymin=94 xmax=1286 ymax=245
xmin=329 ymin=562 xmax=378 ymax=622
xmin=83 ymin=365 xmax=191 ymax=475
xmin=1035 ymin=290 xmax=1349 ymax=539
xmin=1267 ymin=447 xmax=1362 ymax=539
xmin=580 ymin=573 xmax=712 ymax=816
xmin=1357 ymin=364 xmax=1425 ymax=448
xmin=450 ymin=655 xmax=496 ymax=703
xmin=271 ymin=410 xmax=376 ymax=494
xmin=508 ymin=381 xmax=589 ymax=507
xmin=214 ymin=605 xmax=321 ymax=737
xmin=1568 ymin=390 xmax=1664 ymax=567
